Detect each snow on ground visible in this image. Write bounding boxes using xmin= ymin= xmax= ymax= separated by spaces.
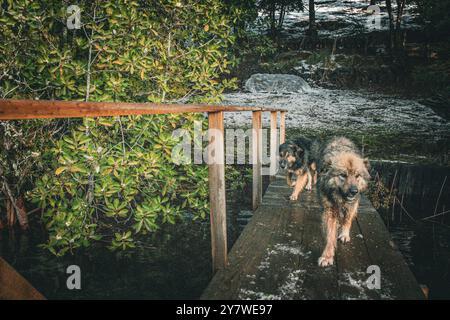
xmin=245 ymin=73 xmax=311 ymax=93
xmin=222 ymin=88 xmax=450 ymax=138
xmin=252 ymin=0 xmax=422 ymax=39
xmin=226 ymin=2 xmax=446 ymax=140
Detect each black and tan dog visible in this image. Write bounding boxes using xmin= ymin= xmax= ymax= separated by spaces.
xmin=279 ymin=137 xmax=319 ymax=201
xmin=316 ymin=137 xmax=371 ymax=267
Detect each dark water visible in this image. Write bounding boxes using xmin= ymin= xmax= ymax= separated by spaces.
xmin=381 ymin=218 xmax=450 ymax=299
xmin=1 ymin=162 xmax=448 ymax=299
xmin=372 ymin=162 xmax=450 ymax=299
xmin=0 ymin=166 xmax=265 ymax=300
xmin=1 ymin=218 xmax=213 ymax=299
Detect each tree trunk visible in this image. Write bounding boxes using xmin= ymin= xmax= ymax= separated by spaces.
xmin=6 ymin=199 xmax=15 ymax=227
xmin=4 ymin=196 xmax=29 ymax=230
xmin=278 ymin=4 xmax=286 ymax=30
xmin=15 ymin=196 xmax=29 ymax=230
xmin=395 ymin=0 xmax=406 ymax=49
xmin=386 ymin=0 xmax=394 ymax=50
xmin=309 ymin=0 xmax=317 ymax=42
xmin=270 ymin=2 xmax=276 ymax=36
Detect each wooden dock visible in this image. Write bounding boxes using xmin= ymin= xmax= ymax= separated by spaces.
xmin=202 ymin=176 xmax=425 ymax=300
xmin=0 ymin=99 xmax=424 ymax=300
xmin=0 ymin=257 xmax=45 ymax=300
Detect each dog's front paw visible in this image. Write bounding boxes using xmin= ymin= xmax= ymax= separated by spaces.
xmin=291 ymin=181 xmax=296 ymax=187
xmin=338 ymin=231 xmax=351 ymax=244
xmin=318 ymin=256 xmax=334 ymax=267
xmin=305 ymin=183 xmax=312 ymax=191
xmin=289 ymin=194 xmax=298 ymax=201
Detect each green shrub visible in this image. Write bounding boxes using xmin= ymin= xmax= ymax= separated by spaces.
xmin=0 ymin=0 xmax=245 ymax=255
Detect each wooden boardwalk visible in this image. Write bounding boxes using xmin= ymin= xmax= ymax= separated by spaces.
xmin=0 ymin=257 xmax=45 ymax=300
xmin=0 ymin=99 xmax=424 ymax=300
xmin=202 ymin=176 xmax=425 ymax=300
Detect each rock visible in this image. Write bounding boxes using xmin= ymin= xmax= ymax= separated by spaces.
xmin=244 ymin=73 xmax=311 ymax=93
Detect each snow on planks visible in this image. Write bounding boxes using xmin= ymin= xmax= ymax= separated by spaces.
xmin=202 ymin=177 xmax=424 ymax=300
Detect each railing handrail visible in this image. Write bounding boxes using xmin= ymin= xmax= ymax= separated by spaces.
xmin=0 ymin=99 xmax=287 ymax=120
xmin=0 ymin=97 xmax=287 ymax=273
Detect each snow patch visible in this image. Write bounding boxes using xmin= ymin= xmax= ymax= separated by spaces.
xmin=239 ymin=269 xmax=307 ymax=300
xmin=222 ymin=89 xmax=450 ymax=139
xmin=340 ymin=271 xmax=394 ymax=300
xmin=245 ymin=73 xmax=311 ymax=94
xmin=268 ymin=243 xmax=312 ymax=257
xmin=240 ymin=243 xmax=311 ymax=299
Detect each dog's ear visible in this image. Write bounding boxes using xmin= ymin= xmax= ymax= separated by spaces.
xmin=279 ymin=142 xmax=290 ymax=154
xmin=363 ymin=158 xmax=371 ymax=180
xmin=295 ymin=146 xmax=304 ymax=158
xmin=287 ymin=143 xmax=300 ymax=155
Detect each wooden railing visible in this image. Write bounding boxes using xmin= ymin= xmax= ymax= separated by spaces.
xmin=0 ymin=99 xmax=287 ymax=272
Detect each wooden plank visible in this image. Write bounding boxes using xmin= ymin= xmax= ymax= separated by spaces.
xmin=335 ymin=212 xmax=382 ymax=299
xmin=280 ymin=111 xmax=286 ymax=144
xmin=0 ymin=258 xmax=45 ymax=300
xmin=208 ymin=111 xmax=227 ymax=272
xmin=252 ymin=111 xmax=262 ymax=210
xmin=294 ymin=192 xmax=340 ymax=299
xmin=262 ymin=178 xmax=320 ymax=208
xmin=203 ymin=177 xmax=298 ymax=299
xmin=0 ymin=99 xmax=287 ymax=120
xmin=236 ymin=205 xmax=307 ymax=299
xmin=202 ymin=177 xmax=424 ymax=300
xmin=356 ymin=196 xmax=425 ymax=299
xmin=270 ymin=111 xmax=278 ymax=181
xmin=201 ymin=204 xmax=286 ymax=299
xmin=270 ymin=176 xmax=291 ymax=187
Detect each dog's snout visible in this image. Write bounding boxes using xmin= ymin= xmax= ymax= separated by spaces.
xmin=279 ymin=159 xmax=287 ymax=169
xmin=349 ymin=186 xmax=359 ymax=196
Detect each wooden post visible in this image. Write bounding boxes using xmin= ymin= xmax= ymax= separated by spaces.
xmin=208 ymin=111 xmax=227 ymax=272
xmin=252 ymin=111 xmax=262 ymax=210
xmin=270 ymin=111 xmax=278 ymax=181
xmin=280 ymin=111 xmax=286 ymax=144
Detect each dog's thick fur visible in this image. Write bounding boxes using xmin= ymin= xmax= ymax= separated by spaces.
xmin=315 ymin=137 xmax=371 ymax=267
xmin=279 ymin=137 xmax=320 ymax=201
